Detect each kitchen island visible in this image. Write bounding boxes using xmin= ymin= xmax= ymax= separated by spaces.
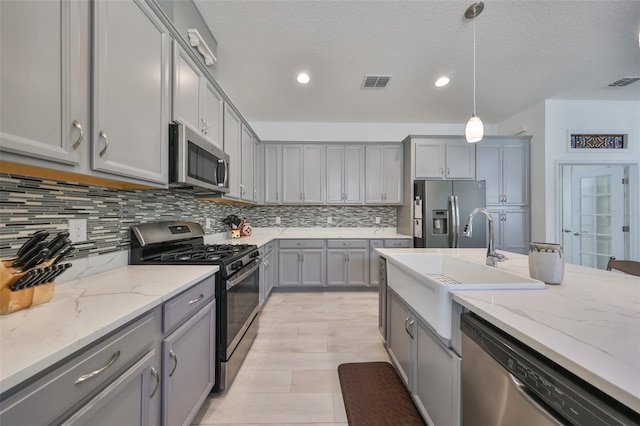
xmin=377 ymin=248 xmax=640 ymax=417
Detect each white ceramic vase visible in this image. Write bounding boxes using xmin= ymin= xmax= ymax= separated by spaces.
xmin=528 ymin=242 xmax=564 ymax=285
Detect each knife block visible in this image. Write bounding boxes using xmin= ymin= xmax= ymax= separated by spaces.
xmin=0 ymin=259 xmax=55 ymax=315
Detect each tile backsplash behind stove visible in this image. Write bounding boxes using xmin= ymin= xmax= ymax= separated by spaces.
xmin=0 ymin=173 xmax=396 ymax=259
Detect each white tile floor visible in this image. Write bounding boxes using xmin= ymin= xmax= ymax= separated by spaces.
xmin=192 ymin=291 xmax=389 ymax=425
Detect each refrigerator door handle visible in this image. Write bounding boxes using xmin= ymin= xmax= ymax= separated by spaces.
xmin=452 ymin=195 xmax=460 ymax=248
xmin=448 ymin=196 xmax=456 ymax=248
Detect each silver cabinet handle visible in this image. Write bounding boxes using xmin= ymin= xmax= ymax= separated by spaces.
xmin=407 ymin=319 xmax=415 ymax=339
xmin=346 ymin=252 xmax=350 ymax=262
xmin=276 ymin=191 xmax=279 ymax=201
xmin=72 ymin=119 xmax=83 ymax=150
xmin=99 ymin=131 xmax=109 ymax=157
xmin=343 ymin=242 xmax=351 ymax=246
xmin=297 ymin=242 xmax=305 ymax=246
xmin=343 ymin=253 xmax=347 ymax=262
xmin=169 ymin=350 xmax=178 ymax=377
xmin=150 ymin=367 xmax=160 ymax=398
xmin=300 ymin=253 xmax=304 ymax=262
xmin=447 ymin=167 xmax=450 ymax=176
xmin=188 ymin=293 xmax=204 ymax=305
xmin=201 ymin=118 xmax=207 ymax=134
xmin=75 ymin=351 xmax=120 ymax=384
xmin=440 ymin=167 xmax=444 ymax=175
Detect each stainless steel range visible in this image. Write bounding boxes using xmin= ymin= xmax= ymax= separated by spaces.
xmin=129 ymin=221 xmax=260 ymax=392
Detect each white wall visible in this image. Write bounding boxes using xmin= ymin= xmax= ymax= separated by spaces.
xmin=250 ymin=121 xmax=498 ymax=142
xmin=499 ymin=99 xmax=640 ymax=256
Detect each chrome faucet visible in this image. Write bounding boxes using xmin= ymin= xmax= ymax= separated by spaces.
xmin=463 ymin=208 xmax=507 ymax=267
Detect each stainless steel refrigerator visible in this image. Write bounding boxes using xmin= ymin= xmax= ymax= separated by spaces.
xmin=413 ymin=180 xmax=487 ymax=248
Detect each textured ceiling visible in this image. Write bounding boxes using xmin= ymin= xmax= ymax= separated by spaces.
xmin=193 ymin=0 xmax=640 ymax=125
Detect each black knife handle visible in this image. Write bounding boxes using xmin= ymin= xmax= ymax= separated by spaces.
xmin=16 ymin=230 xmax=49 ymax=257
xmin=12 ymin=241 xmax=47 ymax=268
xmin=52 ymin=246 xmax=75 ymax=265
xmin=48 ymin=238 xmax=72 ymax=260
xmin=21 ymin=248 xmax=50 ymax=271
xmin=9 ymin=271 xmax=35 ymax=291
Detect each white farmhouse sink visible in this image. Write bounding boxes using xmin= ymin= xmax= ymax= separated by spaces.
xmin=384 ymin=253 xmax=544 ymax=340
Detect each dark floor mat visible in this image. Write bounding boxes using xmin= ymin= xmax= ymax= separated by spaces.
xmin=337 ymin=361 xmax=426 ymax=426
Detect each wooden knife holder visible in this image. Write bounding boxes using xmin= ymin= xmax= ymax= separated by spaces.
xmin=0 ymin=259 xmax=55 ymax=315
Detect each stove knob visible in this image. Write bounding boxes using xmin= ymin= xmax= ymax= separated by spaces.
xmin=233 ymin=260 xmax=243 ymax=270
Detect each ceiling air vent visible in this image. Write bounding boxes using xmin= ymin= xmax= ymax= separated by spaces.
xmin=362 ymin=74 xmax=392 ymax=88
xmin=608 ymin=77 xmax=640 ymax=87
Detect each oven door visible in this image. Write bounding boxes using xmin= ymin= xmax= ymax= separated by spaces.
xmin=224 ymin=258 xmax=260 ymax=358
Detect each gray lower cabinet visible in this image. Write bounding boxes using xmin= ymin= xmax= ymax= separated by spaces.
xmin=386 ymin=288 xmax=461 ymax=426
xmin=0 ymin=311 xmax=160 ymax=425
xmin=162 ymin=301 xmax=215 ymax=426
xmin=61 ymin=350 xmax=158 ymax=426
xmin=278 ymin=240 xmax=326 ymax=286
xmin=369 ymin=240 xmax=383 ymax=286
xmin=259 ymin=242 xmax=277 ymax=307
xmin=326 ymin=240 xmax=368 ymax=286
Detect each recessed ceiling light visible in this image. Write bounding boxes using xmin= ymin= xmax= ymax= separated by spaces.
xmin=435 ymin=77 xmax=450 ymax=87
xmin=297 ymin=73 xmax=310 ymax=84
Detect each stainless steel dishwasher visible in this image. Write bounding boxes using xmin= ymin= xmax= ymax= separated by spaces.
xmin=461 ymin=313 xmax=638 ymax=426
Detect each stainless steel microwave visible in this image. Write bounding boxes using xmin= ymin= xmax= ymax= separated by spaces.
xmin=169 ymin=123 xmax=229 ymax=194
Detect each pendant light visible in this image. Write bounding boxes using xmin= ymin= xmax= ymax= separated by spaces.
xmin=465 ymin=2 xmax=484 ymax=143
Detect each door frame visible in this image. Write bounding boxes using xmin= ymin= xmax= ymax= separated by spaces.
xmin=556 ymin=160 xmax=640 ymax=263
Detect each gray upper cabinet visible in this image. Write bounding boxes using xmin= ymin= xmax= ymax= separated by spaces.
xmin=414 ymin=138 xmax=475 ymax=180
xmin=254 ymin=142 xmax=265 ymax=204
xmin=172 ymin=42 xmax=223 ymax=149
xmin=92 ymin=0 xmax=170 ymax=185
xmin=365 ymin=145 xmax=403 ymax=204
xmin=240 ymin=125 xmax=255 ymax=202
xmin=326 ymin=146 xmax=365 ymax=204
xmin=476 ymin=138 xmax=530 ymax=206
xmin=282 ymin=145 xmax=325 ymax=204
xmin=0 ymin=0 xmax=88 ymax=166
xmin=224 ymin=105 xmax=242 ymax=199
xmin=264 ymin=144 xmax=282 ymax=204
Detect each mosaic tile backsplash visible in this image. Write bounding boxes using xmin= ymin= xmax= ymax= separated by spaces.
xmin=0 ymin=173 xmax=397 ymax=258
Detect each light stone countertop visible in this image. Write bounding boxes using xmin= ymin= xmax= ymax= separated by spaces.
xmin=206 ymin=227 xmax=411 ymax=247
xmin=0 ymin=265 xmax=218 ymax=393
xmin=376 ymin=247 xmax=640 ymax=414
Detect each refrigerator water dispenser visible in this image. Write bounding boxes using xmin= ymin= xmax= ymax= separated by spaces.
xmin=432 ymin=210 xmax=448 ymax=235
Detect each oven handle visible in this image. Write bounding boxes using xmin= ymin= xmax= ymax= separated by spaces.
xmin=226 ymin=259 xmax=260 ymax=290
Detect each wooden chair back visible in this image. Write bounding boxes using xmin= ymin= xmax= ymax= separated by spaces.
xmin=606 ymin=257 xmax=640 ymax=277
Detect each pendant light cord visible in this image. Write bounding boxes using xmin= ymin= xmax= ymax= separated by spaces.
xmin=473 ymin=10 xmax=476 ymax=116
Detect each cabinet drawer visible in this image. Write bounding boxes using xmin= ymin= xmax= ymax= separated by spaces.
xmin=264 ymin=241 xmax=275 ymax=253
xmin=384 ymin=239 xmax=410 ymax=248
xmin=326 ymin=240 xmax=368 ymax=249
xmin=163 ymin=275 xmax=215 ymax=333
xmin=279 ymin=239 xmax=325 ymax=249
xmin=0 ymin=312 xmax=157 ymax=426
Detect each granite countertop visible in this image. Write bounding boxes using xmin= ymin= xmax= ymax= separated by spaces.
xmin=207 ymin=227 xmax=411 ymax=247
xmin=376 ymin=248 xmax=640 ymax=414
xmin=0 ymin=265 xmax=218 ymax=393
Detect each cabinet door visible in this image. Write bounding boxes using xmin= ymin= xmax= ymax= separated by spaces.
xmin=414 ymin=320 xmax=461 ymax=426
xmin=162 ymin=302 xmax=215 ymax=426
xmin=254 ymin=142 xmax=264 ymax=204
xmin=365 ymin=146 xmax=384 ymax=203
xmin=278 ymin=250 xmax=302 ymax=286
xmin=172 ymin=44 xmax=201 ymax=132
xmin=383 ymin=145 xmax=403 ymax=203
xmin=0 ymin=0 xmax=86 ymax=166
xmin=224 ymin=105 xmax=242 ymax=199
xmin=264 ymin=144 xmax=282 ymax=204
xmin=301 ymin=249 xmax=326 ymax=286
xmin=346 ymin=249 xmax=368 ymax=285
xmin=502 ymin=209 xmax=530 ymax=255
xmin=503 ymin=144 xmax=529 ymax=205
xmin=302 ymin=145 xmax=324 ymax=203
xmin=92 ymin=0 xmax=169 ymax=184
xmin=476 ymin=144 xmax=502 ymax=205
xmin=488 ymin=209 xmax=503 ymax=251
xmin=414 ymin=142 xmax=445 ymax=179
xmin=387 ymin=291 xmax=413 ymax=388
xmin=326 ymin=146 xmax=345 ymax=204
xmin=446 ymin=143 xmax=475 ymax=179
xmin=201 ymin=80 xmax=223 ymax=148
xmin=264 ymin=250 xmax=275 ymax=297
xmin=259 ymin=249 xmax=267 ymax=308
xmin=369 ymin=240 xmax=383 ymax=286
xmin=326 ymin=250 xmax=347 ymax=285
xmin=62 ymin=351 xmax=157 ymax=426
xmin=344 ymin=146 xmax=365 ymax=204
xmin=282 ymin=145 xmax=303 ymax=203
xmin=241 ymin=125 xmax=254 ymax=201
